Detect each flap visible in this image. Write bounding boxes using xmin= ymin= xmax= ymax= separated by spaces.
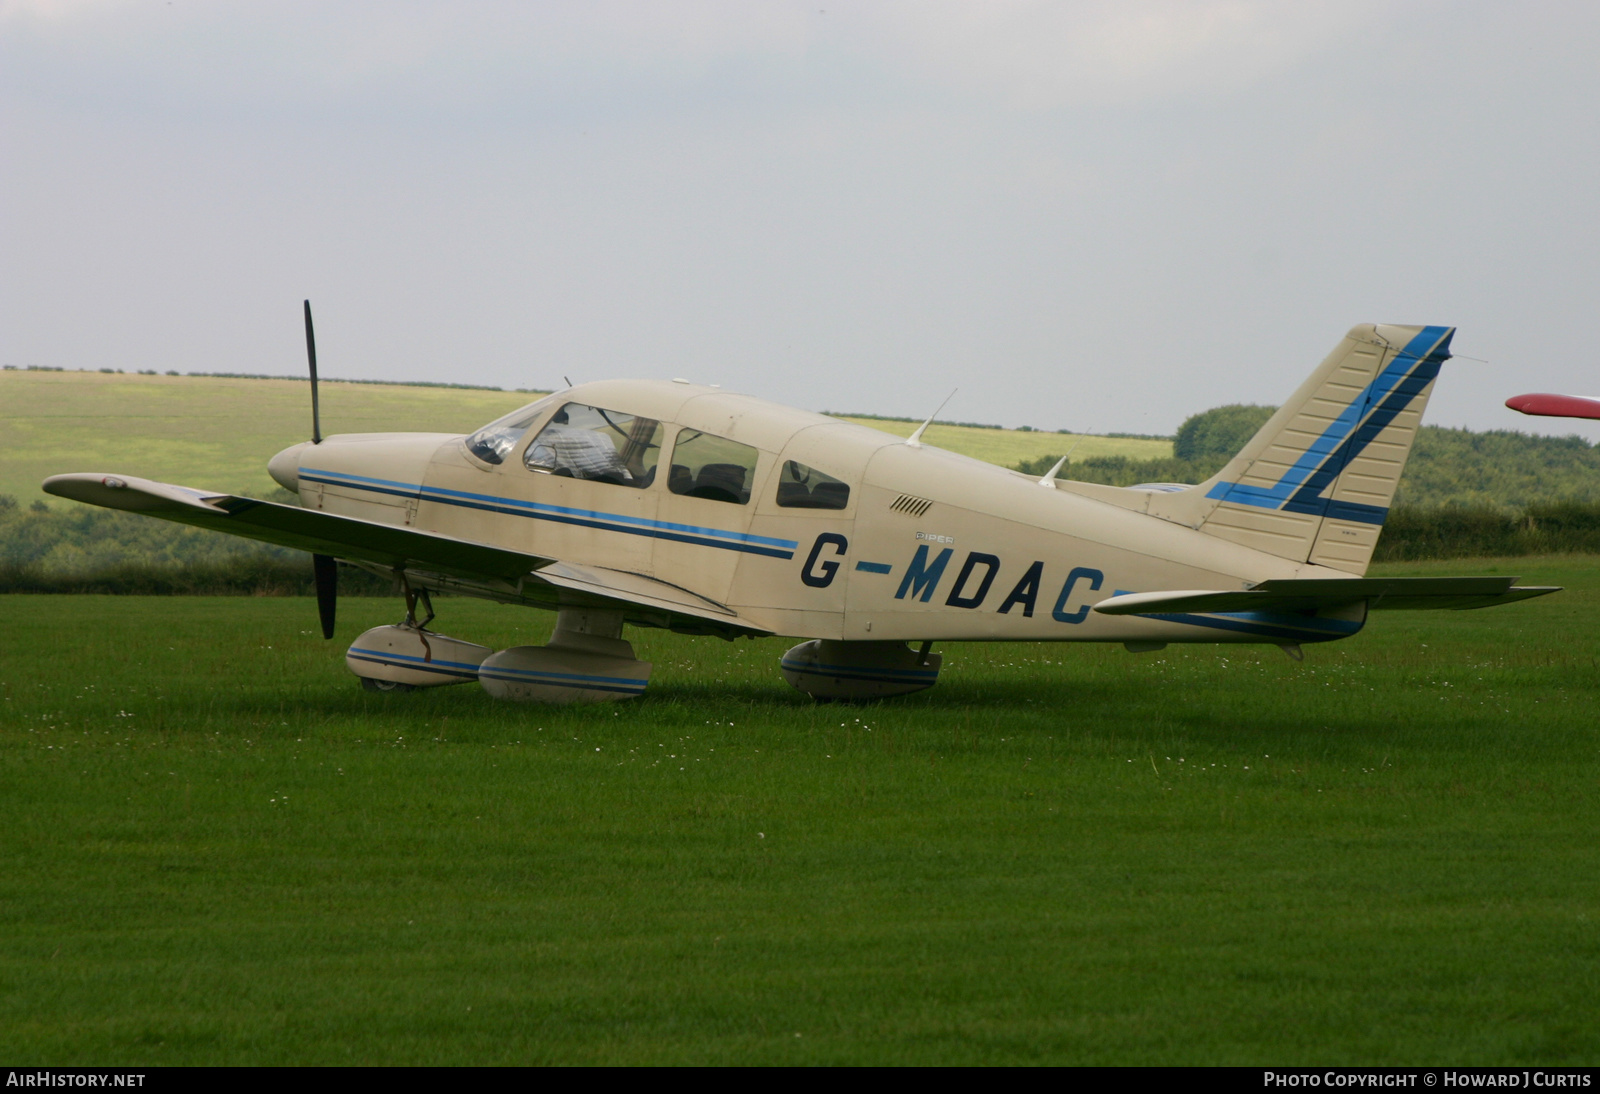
xmin=531 ymin=562 xmax=769 ymax=635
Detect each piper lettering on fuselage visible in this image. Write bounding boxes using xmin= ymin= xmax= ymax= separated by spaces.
xmin=43 ymin=322 xmax=1559 ymax=703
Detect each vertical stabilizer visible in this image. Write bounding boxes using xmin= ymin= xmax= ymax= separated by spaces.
xmin=1147 ymin=324 xmax=1453 ymax=574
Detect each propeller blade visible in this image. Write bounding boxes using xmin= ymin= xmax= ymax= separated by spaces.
xmin=304 ymin=299 xmax=322 ymax=444
xmin=313 ymin=552 xmax=337 ymax=639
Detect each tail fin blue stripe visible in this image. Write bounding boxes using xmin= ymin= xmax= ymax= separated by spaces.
xmin=1281 ymin=357 xmax=1443 ymax=518
xmin=1204 ymin=325 xmax=1452 ymax=524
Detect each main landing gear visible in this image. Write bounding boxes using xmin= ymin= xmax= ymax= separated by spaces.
xmin=344 ymin=585 xmax=938 ymax=704
xmin=344 ymin=586 xmax=652 ymax=704
xmin=477 ymin=609 xmax=651 ymax=703
xmin=779 ymin=639 xmax=941 ymax=700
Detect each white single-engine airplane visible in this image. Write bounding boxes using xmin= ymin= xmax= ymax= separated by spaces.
xmin=45 ymin=314 xmax=1557 ymax=703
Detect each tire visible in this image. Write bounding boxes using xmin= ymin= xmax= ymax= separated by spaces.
xmin=360 ymin=677 xmax=416 ymax=694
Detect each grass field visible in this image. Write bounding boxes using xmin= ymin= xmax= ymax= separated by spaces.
xmin=2 ymin=556 xmax=1596 ymax=1065
xmin=1 ymin=371 xmax=1172 ymax=507
xmin=0 ymin=370 xmax=538 ymax=505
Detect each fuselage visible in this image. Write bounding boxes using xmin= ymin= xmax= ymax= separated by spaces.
xmin=270 ymin=379 xmax=1365 ymax=647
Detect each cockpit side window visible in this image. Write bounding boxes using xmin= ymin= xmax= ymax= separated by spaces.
xmin=465 ymin=401 xmax=551 ymax=465
xmin=774 ymin=460 xmax=851 ymax=510
xmin=524 ymin=402 xmax=663 ymax=488
xmin=668 ymin=428 xmax=760 ymax=505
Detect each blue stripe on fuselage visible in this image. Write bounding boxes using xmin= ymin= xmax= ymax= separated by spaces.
xmin=300 ymin=468 xmax=799 ymax=560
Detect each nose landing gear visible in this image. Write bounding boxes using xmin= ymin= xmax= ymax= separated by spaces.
xmin=345 ymin=583 xmax=492 ymax=691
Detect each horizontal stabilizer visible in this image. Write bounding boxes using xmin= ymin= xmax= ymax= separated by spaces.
xmin=1094 ymin=577 xmax=1560 ymax=615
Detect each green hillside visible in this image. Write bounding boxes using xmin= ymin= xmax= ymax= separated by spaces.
xmin=1 ymin=369 xmax=540 ymax=506
xmin=1396 ymin=427 xmax=1600 ymax=508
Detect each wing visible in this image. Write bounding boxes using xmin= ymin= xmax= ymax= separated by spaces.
xmin=1093 ymin=576 xmax=1561 ymax=616
xmin=42 ymin=473 xmax=770 ymax=636
xmin=44 ymin=472 xmax=548 ymax=581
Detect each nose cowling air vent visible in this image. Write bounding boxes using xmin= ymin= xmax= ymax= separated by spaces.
xmin=890 ymin=493 xmax=933 ymax=517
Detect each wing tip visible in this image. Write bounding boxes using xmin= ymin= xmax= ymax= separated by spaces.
xmin=39 ymin=473 xmax=227 ymax=512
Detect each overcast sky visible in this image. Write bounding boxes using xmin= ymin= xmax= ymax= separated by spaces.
xmin=5 ymin=0 xmax=1599 ymax=441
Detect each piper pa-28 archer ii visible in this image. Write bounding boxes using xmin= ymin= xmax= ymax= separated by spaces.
xmin=45 ymin=316 xmax=1557 ymax=703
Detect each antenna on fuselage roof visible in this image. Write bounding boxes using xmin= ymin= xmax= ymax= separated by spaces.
xmin=905 ymin=388 xmax=958 ymax=449
xmin=1036 ymin=443 xmax=1079 ymax=489
xmin=563 ymin=375 xmax=573 ymax=388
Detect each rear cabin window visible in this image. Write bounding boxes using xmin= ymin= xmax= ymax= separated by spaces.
xmin=774 ymin=460 xmax=851 ymax=510
xmin=668 ymin=428 xmax=760 ymax=505
xmin=524 ymin=403 xmax=663 ymax=488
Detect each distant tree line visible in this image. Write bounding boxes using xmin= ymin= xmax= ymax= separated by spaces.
xmin=0 ymin=496 xmax=391 ymax=596
xmin=1010 ymin=402 xmax=1600 ymax=562
xmin=826 ymin=411 xmax=1011 ymax=431
xmin=1 ymin=363 xmax=541 ymax=393
xmin=1375 ymin=502 xmax=1600 ymax=561
xmin=1016 ymin=404 xmax=1600 ymax=510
